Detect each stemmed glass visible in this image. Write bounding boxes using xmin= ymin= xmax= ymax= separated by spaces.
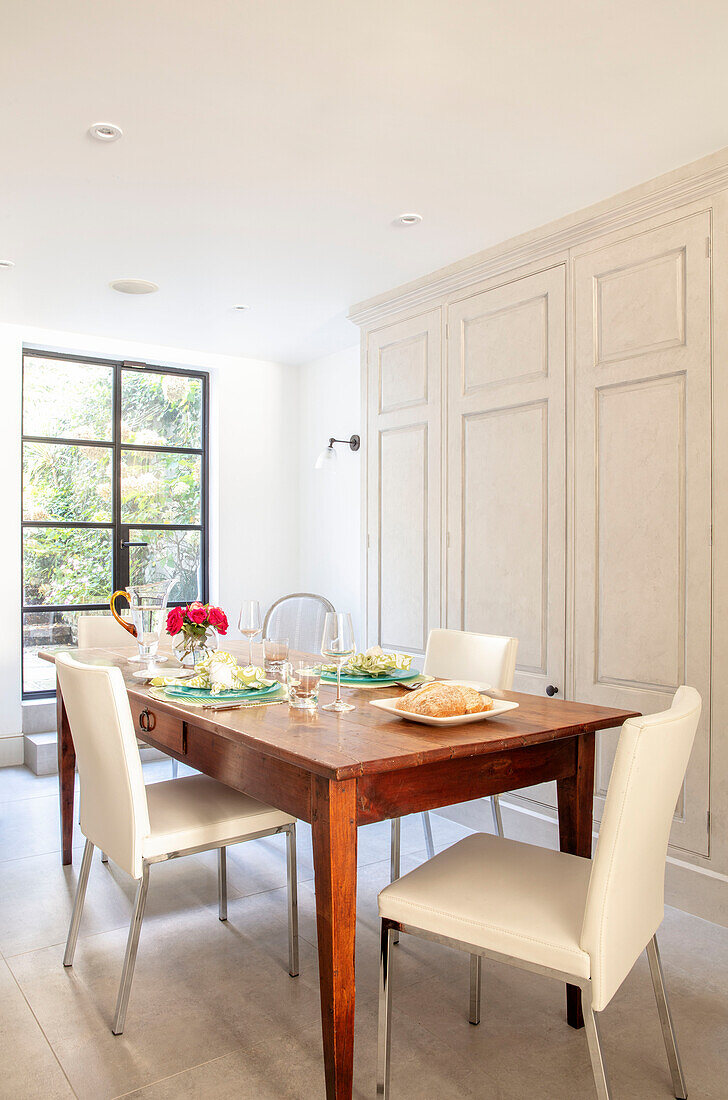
xmin=238 ymin=600 xmax=262 ymax=667
xmin=321 ymin=612 xmax=356 ymax=713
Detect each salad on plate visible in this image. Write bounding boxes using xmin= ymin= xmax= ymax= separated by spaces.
xmin=321 ymin=645 xmax=415 ymax=678
xmin=150 ymin=651 xmax=274 ymax=695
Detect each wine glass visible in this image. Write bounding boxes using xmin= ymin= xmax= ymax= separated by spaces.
xmin=321 ymin=612 xmax=356 ymax=713
xmin=238 ymin=600 xmax=262 ymax=667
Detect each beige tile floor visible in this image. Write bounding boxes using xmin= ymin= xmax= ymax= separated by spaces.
xmin=0 ymin=761 xmax=726 ymax=1099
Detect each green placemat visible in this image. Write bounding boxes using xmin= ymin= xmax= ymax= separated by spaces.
xmin=146 ymin=684 xmax=289 ymax=709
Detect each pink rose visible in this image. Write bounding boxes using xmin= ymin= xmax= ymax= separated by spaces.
xmin=166 ymin=606 xmax=184 ymax=635
xmin=207 ymin=606 xmax=228 ymax=635
xmin=187 ymin=602 xmax=207 ymax=625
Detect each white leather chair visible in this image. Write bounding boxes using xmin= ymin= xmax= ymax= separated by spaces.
xmin=77 ymin=613 xmax=135 ymax=649
xmin=377 ymin=686 xmax=701 ymax=1099
xmin=57 ymin=653 xmax=299 ymax=1035
xmin=390 ymin=629 xmax=518 ymax=881
xmin=77 ymin=614 xmax=180 ymax=781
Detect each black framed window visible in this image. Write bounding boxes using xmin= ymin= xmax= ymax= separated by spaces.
xmin=21 ymin=350 xmax=209 ymax=697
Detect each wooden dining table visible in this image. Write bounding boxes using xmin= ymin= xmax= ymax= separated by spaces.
xmin=42 ymin=641 xmax=639 ymax=1100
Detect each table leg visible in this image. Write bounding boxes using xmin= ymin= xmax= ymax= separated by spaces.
xmin=311 ymin=775 xmax=357 ymax=1100
xmin=56 ymin=677 xmax=75 ymax=866
xmin=556 ymin=730 xmax=595 ymax=1030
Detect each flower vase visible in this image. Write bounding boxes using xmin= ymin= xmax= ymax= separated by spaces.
xmin=175 ymin=627 xmax=219 ymax=668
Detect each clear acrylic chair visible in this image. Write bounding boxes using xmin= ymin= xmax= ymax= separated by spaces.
xmin=57 ymin=653 xmax=299 ymax=1035
xmin=377 ymin=686 xmax=701 ymax=1099
xmin=263 ymin=592 xmax=335 ymax=655
xmin=390 ymin=629 xmax=518 ymax=881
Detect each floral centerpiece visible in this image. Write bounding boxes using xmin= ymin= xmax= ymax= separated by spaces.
xmin=166 ymin=601 xmax=229 ymax=667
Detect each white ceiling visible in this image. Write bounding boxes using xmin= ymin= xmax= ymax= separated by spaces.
xmin=2 ymin=0 xmax=728 ymax=365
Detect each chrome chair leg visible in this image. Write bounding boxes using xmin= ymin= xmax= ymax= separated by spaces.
xmin=582 ymin=984 xmax=612 ymax=1100
xmin=647 ymin=935 xmax=688 ymax=1099
xmin=421 ymin=811 xmax=435 ymax=860
xmin=390 ymin=819 xmax=401 ymax=943
xmin=469 ymin=954 xmax=481 ymax=1025
xmin=218 ymin=847 xmax=228 ymax=922
xmin=491 ymin=794 xmax=504 ymax=838
xmin=377 ymin=922 xmax=395 ymax=1098
xmin=63 ymin=838 xmax=94 ymax=967
xmin=390 ymin=817 xmax=401 ymax=881
xmin=171 ymin=757 xmax=179 ymax=779
xmin=286 ymin=824 xmax=299 ymax=977
xmin=112 ymin=863 xmax=150 ymax=1035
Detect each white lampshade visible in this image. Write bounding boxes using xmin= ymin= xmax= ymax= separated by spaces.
xmin=315 ymin=444 xmax=337 ymax=470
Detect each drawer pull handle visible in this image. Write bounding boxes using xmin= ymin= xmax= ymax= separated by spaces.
xmin=139 ymin=708 xmax=156 ymax=733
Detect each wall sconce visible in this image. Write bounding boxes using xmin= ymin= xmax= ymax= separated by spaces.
xmin=315 ymin=434 xmax=361 ymax=469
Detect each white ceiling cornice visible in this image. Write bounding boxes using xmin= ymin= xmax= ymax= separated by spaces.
xmin=348 ymin=146 xmax=728 ymax=329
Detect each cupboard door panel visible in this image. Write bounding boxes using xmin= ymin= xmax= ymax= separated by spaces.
xmin=462 ymin=401 xmax=548 ymax=675
xmin=366 ymin=310 xmax=442 ymax=653
xmin=447 ymin=265 xmax=566 ymax=814
xmin=379 ymin=425 xmax=428 ymax=652
xmin=573 ymin=211 xmax=711 ymax=856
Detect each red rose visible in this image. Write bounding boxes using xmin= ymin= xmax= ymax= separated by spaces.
xmin=187 ymin=601 xmax=207 ymax=624
xmin=166 ymin=606 xmax=184 ymax=635
xmin=207 ymin=606 xmax=228 ymax=635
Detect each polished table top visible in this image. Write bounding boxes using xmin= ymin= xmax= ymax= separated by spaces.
xmin=41 ymin=640 xmax=640 ymax=780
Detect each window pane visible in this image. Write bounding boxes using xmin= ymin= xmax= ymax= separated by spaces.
xmin=22 ymin=610 xmax=107 ymax=694
xmin=121 ymin=371 xmax=203 ymax=448
xmin=121 ymin=450 xmax=201 ymax=524
xmin=23 ymin=356 xmax=113 ymax=441
xmin=23 ymin=527 xmax=113 ymax=606
xmin=129 ymin=529 xmax=202 ymax=604
xmin=23 ymin=442 xmax=112 ymax=522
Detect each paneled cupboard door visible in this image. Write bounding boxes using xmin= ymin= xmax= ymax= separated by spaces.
xmin=366 ymin=309 xmax=442 ymax=653
xmin=573 ymin=212 xmax=712 ymax=856
xmin=446 ymin=266 xmax=567 ymax=704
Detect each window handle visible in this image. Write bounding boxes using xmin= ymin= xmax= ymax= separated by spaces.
xmin=121 ymin=540 xmax=148 ymax=548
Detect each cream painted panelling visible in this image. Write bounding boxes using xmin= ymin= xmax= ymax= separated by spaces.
xmin=572 ymin=211 xmax=712 ymax=856
xmin=446 ymin=264 xmax=566 ymax=700
xmin=355 ymin=151 xmax=726 ymax=886
xmin=366 ymin=310 xmax=442 ymax=654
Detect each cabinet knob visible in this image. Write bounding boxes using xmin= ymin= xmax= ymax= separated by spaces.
xmin=545 ymin=685 xmax=559 ymax=697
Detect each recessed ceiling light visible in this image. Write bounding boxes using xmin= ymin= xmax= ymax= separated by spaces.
xmin=233 ymin=304 xmax=250 ymax=311
xmin=109 ymin=278 xmax=159 ymax=295
xmin=0 ymin=260 xmax=15 ymax=269
xmin=89 ymin=122 xmax=123 ymax=142
xmin=395 ymin=212 xmax=423 ymax=226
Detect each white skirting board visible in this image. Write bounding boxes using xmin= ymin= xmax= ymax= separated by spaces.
xmin=0 ymin=736 xmax=24 ymax=767
xmin=434 ymin=798 xmax=728 ymax=929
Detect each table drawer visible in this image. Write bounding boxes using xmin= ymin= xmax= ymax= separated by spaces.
xmin=130 ymin=699 xmax=185 ymax=756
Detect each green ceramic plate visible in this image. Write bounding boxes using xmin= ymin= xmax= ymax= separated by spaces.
xmin=163 ymin=681 xmax=280 ymax=702
xmin=320 ymin=667 xmax=422 ymax=687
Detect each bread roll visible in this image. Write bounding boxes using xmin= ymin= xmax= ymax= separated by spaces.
xmin=396 ymin=682 xmax=494 ymax=718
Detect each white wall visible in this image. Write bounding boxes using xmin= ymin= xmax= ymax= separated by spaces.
xmin=296 ymin=345 xmax=363 ymax=642
xmin=1 ymin=322 xmax=300 ymax=760
xmin=216 ymin=357 xmax=301 ymax=624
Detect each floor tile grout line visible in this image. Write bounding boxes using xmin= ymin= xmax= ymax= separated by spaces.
xmin=108 ymin=1047 xmax=256 ymax=1099
xmin=108 ymin=1019 xmax=327 ymax=1100
xmin=3 ymin=958 xmax=80 ymax=1098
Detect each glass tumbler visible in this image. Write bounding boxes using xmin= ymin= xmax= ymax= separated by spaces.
xmin=287 ymin=661 xmax=321 ymax=711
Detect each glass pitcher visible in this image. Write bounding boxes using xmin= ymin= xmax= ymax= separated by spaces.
xmin=110 ymin=578 xmax=179 ymax=664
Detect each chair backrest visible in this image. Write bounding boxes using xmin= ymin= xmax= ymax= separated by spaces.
xmin=77 ymin=613 xmax=133 ymax=649
xmin=263 ymin=592 xmax=335 ymax=655
xmin=423 ymin=629 xmax=518 ymax=690
xmin=581 ymin=686 xmax=701 ymax=1011
xmin=56 ymin=654 xmax=150 ymax=879
xmin=77 ymin=612 xmax=173 ymax=652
